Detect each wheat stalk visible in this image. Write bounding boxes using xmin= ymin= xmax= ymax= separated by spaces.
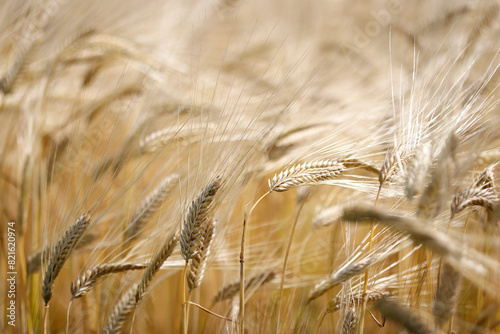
xmin=126 ymin=174 xmax=178 ymax=241
xmin=187 ymin=219 xmax=216 ymax=293
xmin=71 ymin=263 xmax=147 ymax=299
xmin=135 ymin=231 xmax=178 ymax=303
xmin=268 ymin=159 xmax=344 ymax=192
xmin=42 ymin=212 xmax=91 ymax=305
xmin=180 ymin=177 xmax=221 ymax=261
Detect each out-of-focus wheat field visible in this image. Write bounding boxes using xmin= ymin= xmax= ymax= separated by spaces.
xmin=2 ymin=0 xmax=500 ymax=333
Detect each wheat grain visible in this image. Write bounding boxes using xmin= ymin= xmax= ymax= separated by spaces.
xmin=326 ymin=289 xmax=390 ymax=313
xmin=180 ymin=177 xmax=221 ymax=261
xmin=405 ymin=142 xmax=432 ymax=200
xmin=71 ymin=263 xmax=147 ymax=299
xmin=379 ymin=149 xmax=397 ymax=186
xmin=268 ymin=160 xmax=344 ymax=192
xmin=42 ymin=212 xmax=91 ymax=305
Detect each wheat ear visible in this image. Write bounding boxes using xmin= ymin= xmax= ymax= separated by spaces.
xmin=212 ymin=270 xmax=275 ymax=305
xmin=450 ymin=186 xmax=498 ymax=218
xmin=42 ymin=212 xmax=91 ymax=305
xmin=180 ymin=177 xmax=221 ymax=261
xmin=405 ymin=143 xmax=432 ymax=200
xmin=126 ymin=174 xmax=178 ymax=241
xmin=327 ymin=289 xmax=389 ymax=313
xmin=103 ymin=286 xmax=138 ymax=334
xmin=268 ymin=159 xmax=344 ymax=192
xmin=432 ymin=262 xmax=462 ymax=328
xmin=28 ymin=232 xmax=97 ymax=275
xmin=71 ymin=263 xmax=147 ymax=299
xmin=135 ymin=231 xmax=178 ymax=303
xmin=376 ymin=298 xmax=434 ymax=334
xmin=307 ymin=253 xmax=381 ymax=302
xmin=187 ymin=219 xmax=216 ymax=293
xmin=341 ymin=308 xmax=358 ymax=334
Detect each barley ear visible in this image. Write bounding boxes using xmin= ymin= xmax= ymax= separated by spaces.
xmin=180 ymin=177 xmax=221 ymax=261
xmin=42 ymin=212 xmax=92 ymax=305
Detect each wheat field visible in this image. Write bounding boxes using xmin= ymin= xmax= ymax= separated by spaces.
xmin=2 ymin=0 xmax=500 ymax=333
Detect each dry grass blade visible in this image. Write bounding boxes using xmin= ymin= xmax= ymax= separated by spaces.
xmin=268 ymin=159 xmax=344 ymax=192
xmin=450 ymin=186 xmax=498 ymax=218
xmin=187 ymin=219 xmax=216 ymax=293
xmin=42 ymin=212 xmax=91 ymax=305
xmin=103 ymin=286 xmax=138 ymax=334
xmin=405 ymin=143 xmax=432 ymax=200
xmin=341 ymin=308 xmax=358 ymax=334
xmin=71 ymin=263 xmax=147 ymax=299
xmin=180 ymin=177 xmax=222 ymax=261
xmin=376 ymin=298 xmax=434 ymax=334
xmin=135 ymin=232 xmax=178 ymax=303
xmin=432 ymin=262 xmax=462 ymax=328
xmin=212 ymin=270 xmax=275 ymax=305
xmin=126 ymin=174 xmax=178 ymax=241
xmin=27 ymin=233 xmax=97 ymax=275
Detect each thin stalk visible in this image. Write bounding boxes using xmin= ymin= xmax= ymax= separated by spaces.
xmin=240 ymin=191 xmax=270 ymax=334
xmin=65 ymin=300 xmax=73 ymax=334
xmin=182 ymin=261 xmax=188 ymax=334
xmin=358 ymin=185 xmax=381 ymax=334
xmin=43 ymin=305 xmax=48 ymax=334
xmin=185 ymin=301 xmax=238 ymax=323
xmin=275 ymin=189 xmax=311 ymax=333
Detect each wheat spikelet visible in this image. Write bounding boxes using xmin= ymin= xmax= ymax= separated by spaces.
xmin=71 ymin=263 xmax=147 ymax=299
xmin=135 ymin=231 xmax=178 ymax=303
xmin=376 ymin=298 xmax=434 ymax=334
xmin=312 ymin=205 xmax=343 ymax=228
xmin=432 ymin=262 xmax=462 ymax=328
xmin=307 ymin=253 xmax=381 ymax=302
xmin=418 ymin=134 xmax=457 ymax=220
xmin=126 ymin=174 xmax=178 ymax=241
xmin=42 ymin=212 xmax=91 ymax=305
xmin=187 ymin=219 xmax=216 ymax=293
xmin=339 ymin=157 xmax=379 ymax=175
xmin=405 ymin=143 xmax=432 ymax=200
xmin=341 ymin=308 xmax=358 ymax=334
xmin=379 ymin=149 xmax=398 ymax=186
xmin=268 ymin=159 xmax=344 ymax=192
xmin=103 ymin=286 xmax=138 ymax=334
xmin=27 ymin=232 xmax=97 ymax=275
xmin=212 ymin=270 xmax=275 ymax=304
xmin=180 ymin=177 xmax=221 ymax=261
xmin=476 ymin=165 xmax=496 ymax=189
xmin=327 ymin=289 xmax=390 ymax=313
xmin=450 ymin=186 xmax=498 ymax=218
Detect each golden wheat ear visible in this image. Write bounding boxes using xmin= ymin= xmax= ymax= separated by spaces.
xmin=42 ymin=212 xmax=92 ymax=305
